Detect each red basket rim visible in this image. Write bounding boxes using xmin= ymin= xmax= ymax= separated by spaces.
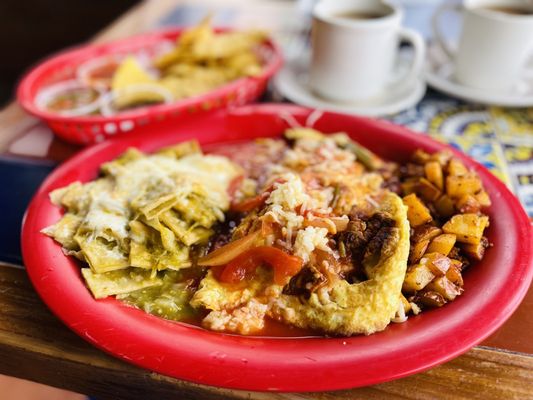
xmin=16 ymin=27 xmax=283 ymax=124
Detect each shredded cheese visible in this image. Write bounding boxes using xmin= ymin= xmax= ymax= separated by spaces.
xmin=266 ymin=173 xmax=311 ymax=210
xmin=293 ymin=226 xmax=330 ymax=263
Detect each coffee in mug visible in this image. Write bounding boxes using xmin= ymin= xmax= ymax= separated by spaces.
xmin=332 ymin=10 xmax=389 ymax=20
xmin=479 ymin=6 xmax=533 ymax=16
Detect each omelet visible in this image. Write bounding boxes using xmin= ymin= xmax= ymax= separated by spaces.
xmin=192 ymin=193 xmax=409 ymax=336
xmin=190 ymin=268 xmax=275 ymax=335
xmin=269 ymin=193 xmax=410 ymax=336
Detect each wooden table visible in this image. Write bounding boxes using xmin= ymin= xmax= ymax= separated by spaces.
xmin=0 ymin=1 xmax=532 ymax=399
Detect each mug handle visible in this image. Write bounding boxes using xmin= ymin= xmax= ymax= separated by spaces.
xmin=389 ymin=27 xmax=426 ymax=94
xmin=432 ymin=2 xmax=463 ymax=59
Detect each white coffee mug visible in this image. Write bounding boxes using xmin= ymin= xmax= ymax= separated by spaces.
xmin=309 ymin=0 xmax=426 ymax=103
xmin=432 ymin=0 xmax=533 ymax=91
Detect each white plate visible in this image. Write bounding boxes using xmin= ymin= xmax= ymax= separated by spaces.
xmin=274 ymin=56 xmax=427 ymax=117
xmin=425 ymin=43 xmax=533 ymax=107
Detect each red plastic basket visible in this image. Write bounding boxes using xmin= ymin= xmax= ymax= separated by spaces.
xmin=16 ymin=28 xmax=283 ymax=145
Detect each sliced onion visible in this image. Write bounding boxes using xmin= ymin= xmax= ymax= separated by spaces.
xmin=331 ymin=216 xmax=349 ymax=232
xmin=197 ymin=230 xmax=261 ymax=267
xmin=303 ymin=216 xmax=349 ymax=234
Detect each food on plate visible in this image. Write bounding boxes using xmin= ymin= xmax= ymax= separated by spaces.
xmin=35 ymin=80 xmax=102 ymax=116
xmin=110 ymin=57 xmax=170 ymax=110
xmin=42 ymin=143 xmax=241 ymax=308
xmin=191 ymin=131 xmax=410 ymax=335
xmin=46 ymin=87 xmax=100 ymax=113
xmin=36 ymin=18 xmax=267 ymax=116
xmin=397 ymin=149 xmax=491 ymax=311
xmin=77 ymin=56 xmax=122 ymax=90
xmin=150 ymin=17 xmax=265 ymax=104
xmin=43 ymin=128 xmax=491 ymax=336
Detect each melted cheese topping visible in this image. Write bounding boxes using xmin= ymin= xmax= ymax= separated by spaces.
xmin=44 ymin=143 xmax=241 ymax=293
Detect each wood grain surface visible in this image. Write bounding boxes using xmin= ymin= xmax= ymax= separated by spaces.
xmin=0 ymin=264 xmax=531 ymax=400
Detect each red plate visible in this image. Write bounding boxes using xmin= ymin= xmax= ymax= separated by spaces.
xmin=16 ymin=28 xmax=282 ymax=145
xmin=22 ymin=104 xmax=533 ymax=392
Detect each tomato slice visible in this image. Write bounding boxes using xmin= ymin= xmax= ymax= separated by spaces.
xmin=227 ymin=175 xmax=266 ymax=212
xmin=231 ymin=193 xmax=268 ymax=212
xmin=230 ymin=178 xmax=286 ymax=213
xmin=227 ymin=175 xmax=244 ymax=200
xmin=219 ymin=246 xmax=303 ymax=285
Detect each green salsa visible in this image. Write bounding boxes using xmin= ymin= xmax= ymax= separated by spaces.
xmin=117 ymin=271 xmax=201 ymax=322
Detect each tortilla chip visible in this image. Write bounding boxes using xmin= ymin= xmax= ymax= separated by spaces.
xmin=82 ymin=267 xmax=163 ymax=299
xmin=112 ymin=56 xmax=154 ymax=90
xmin=111 ymin=57 xmax=167 ymax=109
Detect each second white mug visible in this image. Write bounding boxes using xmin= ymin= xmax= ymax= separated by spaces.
xmin=432 ymin=0 xmax=533 ymax=91
xmin=309 ymin=0 xmax=426 ymax=103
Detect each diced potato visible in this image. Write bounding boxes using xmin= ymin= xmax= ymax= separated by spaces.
xmin=412 ymin=149 xmax=431 ymax=165
xmin=461 ymin=237 xmax=489 ymax=261
xmin=446 ymin=263 xmax=464 ymax=287
xmin=430 ymin=151 xmax=452 ymax=167
xmin=447 ymin=159 xmax=468 ymax=176
xmin=434 ymin=195 xmax=455 ymax=219
xmin=425 ymin=161 xmax=444 ymax=190
xmin=425 ymin=276 xmax=463 ymax=301
xmin=415 ymin=291 xmax=447 ymax=308
xmin=403 ymin=194 xmax=433 ymax=227
xmin=402 ymin=263 xmax=435 ymax=293
xmin=401 ymin=152 xmax=492 ymax=311
xmin=403 ymin=163 xmax=425 ymax=177
xmin=416 ymin=178 xmax=442 ymax=202
xmin=401 ymin=178 xmax=419 ymax=195
xmin=449 ymin=252 xmax=470 ymax=270
xmin=427 ymin=233 xmax=456 ymax=256
xmin=420 ymin=252 xmax=451 ymax=276
xmin=412 ymin=225 xmax=442 ymax=243
xmin=456 ymin=194 xmax=481 ymax=214
xmin=474 ymin=190 xmax=492 ymax=208
xmin=446 ymin=173 xmax=483 ymax=199
xmin=409 ymin=239 xmax=430 ymax=264
xmin=442 ymin=214 xmax=489 ymax=244
xmin=449 ymin=258 xmax=463 ymax=271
